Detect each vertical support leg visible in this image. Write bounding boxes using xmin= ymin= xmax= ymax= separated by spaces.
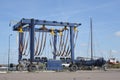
xmin=70 ymin=27 xmax=74 ymax=62
xmin=53 ymin=31 xmax=57 ymax=60
xmin=30 ymin=19 xmax=35 ymax=63
xmin=18 ymin=32 xmax=23 ymax=62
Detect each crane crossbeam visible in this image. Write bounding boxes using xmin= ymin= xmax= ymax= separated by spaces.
xmin=13 ymin=18 xmax=81 ymax=31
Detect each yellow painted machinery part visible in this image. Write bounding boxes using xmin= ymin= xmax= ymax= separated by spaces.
xmin=59 ymin=31 xmax=63 ymax=36
xmin=18 ymin=27 xmax=23 ymax=33
xmin=58 ymin=29 xmax=63 ymax=36
xmin=74 ymin=26 xmax=78 ymax=32
xmin=50 ymin=31 xmax=55 ymax=35
xmin=39 ymin=25 xmax=48 ymax=30
xmin=63 ymin=26 xmax=68 ymax=30
xmin=50 ymin=28 xmax=55 ymax=35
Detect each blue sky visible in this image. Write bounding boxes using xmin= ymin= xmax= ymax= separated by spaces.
xmin=0 ymin=0 xmax=120 ymax=64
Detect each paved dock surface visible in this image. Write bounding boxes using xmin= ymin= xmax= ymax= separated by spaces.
xmin=0 ymin=69 xmax=120 ymax=80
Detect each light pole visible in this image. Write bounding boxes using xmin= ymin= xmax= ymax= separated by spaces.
xmin=8 ymin=34 xmax=12 ymax=71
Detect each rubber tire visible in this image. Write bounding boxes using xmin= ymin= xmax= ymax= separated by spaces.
xmin=89 ymin=65 xmax=94 ymax=70
xmin=102 ymin=63 xmax=108 ymax=71
xmin=16 ymin=64 xmax=24 ymax=71
xmin=28 ymin=64 xmax=37 ymax=72
xmin=69 ymin=64 xmax=78 ymax=72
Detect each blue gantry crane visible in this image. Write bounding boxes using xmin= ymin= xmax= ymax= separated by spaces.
xmin=13 ymin=18 xmax=81 ymax=71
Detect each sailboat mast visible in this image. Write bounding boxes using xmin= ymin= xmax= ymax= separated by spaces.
xmin=90 ymin=18 xmax=93 ymax=60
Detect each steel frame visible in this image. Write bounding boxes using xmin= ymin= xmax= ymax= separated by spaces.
xmin=13 ymin=18 xmax=81 ymax=63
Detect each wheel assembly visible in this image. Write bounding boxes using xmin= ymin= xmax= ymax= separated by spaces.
xmin=27 ymin=64 xmax=37 ymax=72
xmin=69 ymin=64 xmax=78 ymax=72
xmin=16 ymin=64 xmax=24 ymax=71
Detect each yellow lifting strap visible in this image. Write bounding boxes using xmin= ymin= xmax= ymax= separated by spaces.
xmin=18 ymin=27 xmax=23 ymax=33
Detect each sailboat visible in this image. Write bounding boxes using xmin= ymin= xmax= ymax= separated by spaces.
xmin=61 ymin=18 xmax=107 ymax=71
xmin=77 ymin=18 xmax=107 ymax=70
xmin=87 ymin=18 xmax=107 ymax=69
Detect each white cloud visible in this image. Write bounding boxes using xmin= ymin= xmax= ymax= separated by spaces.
xmin=115 ymin=31 xmax=120 ymax=37
xmin=111 ymin=50 xmax=118 ymax=53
